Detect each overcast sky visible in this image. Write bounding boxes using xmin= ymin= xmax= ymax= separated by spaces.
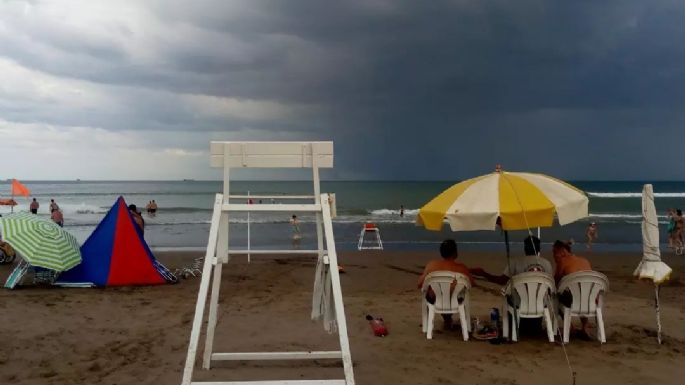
xmin=1 ymin=0 xmax=684 ymax=180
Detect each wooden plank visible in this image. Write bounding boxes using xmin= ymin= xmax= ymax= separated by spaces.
xmin=211 ymin=154 xmax=333 ymax=169
xmin=210 ymin=141 xmax=333 ymax=156
xmin=228 ymin=195 xmax=315 ymax=200
xmin=228 ymin=250 xmax=320 ymax=255
xmin=222 ymin=204 xmax=321 ymax=212
xmin=211 ymin=351 xmax=342 ymax=361
xmin=182 ymin=194 xmax=224 ymax=385
xmin=321 ymin=194 xmax=356 ymax=385
xmin=210 ymin=141 xmax=333 ymax=169
xmin=191 ymin=380 xmax=346 ymax=385
xmin=202 ymin=260 xmax=224 ymax=369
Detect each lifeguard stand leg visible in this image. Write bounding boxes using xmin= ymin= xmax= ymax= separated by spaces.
xmin=202 ymin=146 xmax=232 ymax=369
xmin=202 ymin=230 xmax=225 ymax=369
xmin=321 ymin=196 xmax=355 ymax=383
xmin=181 ymin=194 xmax=223 ymax=385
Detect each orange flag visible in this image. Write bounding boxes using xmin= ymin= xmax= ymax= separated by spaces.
xmin=11 ymin=179 xmax=30 ymax=197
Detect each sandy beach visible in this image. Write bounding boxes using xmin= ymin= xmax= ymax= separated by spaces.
xmin=1 ymin=249 xmax=684 ymax=385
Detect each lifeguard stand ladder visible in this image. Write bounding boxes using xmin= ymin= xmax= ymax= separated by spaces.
xmin=357 ymin=223 xmax=383 ymax=250
xmin=181 ymin=141 xmax=355 ymax=385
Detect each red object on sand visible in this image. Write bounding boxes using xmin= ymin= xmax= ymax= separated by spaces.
xmin=366 ymin=315 xmax=388 ymax=337
xmin=0 ymin=199 xmax=17 ymax=206
xmin=364 ymin=223 xmax=377 ymax=230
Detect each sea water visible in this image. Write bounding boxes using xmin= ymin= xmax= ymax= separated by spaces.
xmin=1 ymin=180 xmax=684 ymax=253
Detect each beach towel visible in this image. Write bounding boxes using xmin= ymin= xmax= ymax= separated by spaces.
xmin=312 ymin=254 xmax=337 ymax=333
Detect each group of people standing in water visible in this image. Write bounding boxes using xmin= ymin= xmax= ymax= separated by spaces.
xmin=28 ymin=198 xmax=64 ymax=227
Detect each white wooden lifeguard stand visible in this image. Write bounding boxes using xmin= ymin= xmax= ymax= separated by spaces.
xmin=181 ymin=141 xmax=355 ymax=385
xmin=357 ymin=223 xmax=383 ymax=250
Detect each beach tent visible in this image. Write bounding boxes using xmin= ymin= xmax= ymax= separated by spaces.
xmin=56 ymin=196 xmax=175 ymax=287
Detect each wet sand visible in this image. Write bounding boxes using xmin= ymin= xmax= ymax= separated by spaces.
xmin=0 ymin=250 xmax=684 ymax=385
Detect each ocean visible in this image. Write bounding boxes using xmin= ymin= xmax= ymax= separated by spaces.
xmin=1 ymin=180 xmax=684 ymax=253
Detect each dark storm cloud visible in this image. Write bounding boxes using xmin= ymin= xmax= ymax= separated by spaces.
xmin=1 ymin=0 xmax=685 ymax=179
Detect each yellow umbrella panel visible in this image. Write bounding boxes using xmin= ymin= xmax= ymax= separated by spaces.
xmin=417 ymin=171 xmax=588 ymax=231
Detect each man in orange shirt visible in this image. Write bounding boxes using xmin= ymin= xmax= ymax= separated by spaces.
xmin=553 ymin=240 xmax=593 ymax=339
xmin=418 ymin=239 xmax=473 ymax=330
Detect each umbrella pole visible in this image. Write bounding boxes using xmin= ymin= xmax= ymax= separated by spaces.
xmin=655 ymin=283 xmax=662 ymax=345
xmin=504 ymin=230 xmax=511 ymax=258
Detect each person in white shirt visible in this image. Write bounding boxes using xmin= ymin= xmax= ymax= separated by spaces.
xmin=469 ymin=235 xmax=551 ymax=285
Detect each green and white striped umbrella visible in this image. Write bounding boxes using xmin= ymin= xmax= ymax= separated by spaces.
xmin=0 ymin=212 xmax=81 ymax=271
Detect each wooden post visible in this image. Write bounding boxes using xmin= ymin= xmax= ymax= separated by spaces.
xmin=181 ymin=194 xmax=223 ymax=385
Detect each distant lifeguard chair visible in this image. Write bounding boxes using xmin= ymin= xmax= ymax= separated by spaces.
xmin=357 ymin=222 xmax=383 ymax=250
xmin=181 ymin=141 xmax=355 ymax=385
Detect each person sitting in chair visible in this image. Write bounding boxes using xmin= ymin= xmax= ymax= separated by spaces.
xmin=470 ymin=235 xmax=552 ymax=285
xmin=553 ymin=240 xmax=593 ymax=339
xmin=418 ymin=239 xmax=473 ymax=330
xmin=470 ymin=236 xmax=553 ymax=337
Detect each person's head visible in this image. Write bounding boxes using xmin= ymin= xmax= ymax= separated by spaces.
xmin=523 ymin=235 xmax=541 ymax=256
xmin=51 ymin=199 xmax=54 ymax=203
xmin=32 ymin=198 xmax=36 ymax=202
xmin=552 ymin=240 xmax=572 ymax=260
xmin=128 ymin=204 xmax=138 ymax=213
xmin=439 ymin=239 xmax=458 ymax=259
xmin=292 ymin=215 xmax=297 ymax=219
xmin=678 ymin=209 xmax=683 ymax=216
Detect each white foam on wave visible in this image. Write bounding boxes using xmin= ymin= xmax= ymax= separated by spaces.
xmin=588 ymin=192 xmax=685 ymax=198
xmin=1 ymin=202 xmax=107 ymax=215
xmin=370 ymin=208 xmax=419 ymax=216
xmin=589 ymin=213 xmax=644 ymax=219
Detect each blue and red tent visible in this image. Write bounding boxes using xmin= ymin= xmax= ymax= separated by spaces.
xmin=57 ymin=196 xmax=175 ymax=286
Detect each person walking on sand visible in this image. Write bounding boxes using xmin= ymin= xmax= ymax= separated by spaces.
xmin=51 ymin=209 xmax=64 ymax=227
xmin=150 ymin=200 xmax=158 ymax=213
xmin=29 ymin=198 xmax=39 ymax=214
xmin=400 ymin=205 xmax=404 ymax=217
xmin=586 ymin=222 xmax=598 ymax=250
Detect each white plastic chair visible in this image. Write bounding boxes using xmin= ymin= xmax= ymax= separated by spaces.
xmin=502 ymin=272 xmax=556 ymax=342
xmin=557 ymin=271 xmax=609 ymax=343
xmin=421 ymin=271 xmax=471 ymax=341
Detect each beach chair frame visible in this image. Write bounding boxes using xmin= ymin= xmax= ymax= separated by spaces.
xmin=421 ymin=271 xmax=472 ymax=341
xmin=557 ymin=270 xmax=609 ymax=344
xmin=181 ymin=141 xmax=355 ymax=385
xmin=357 ymin=223 xmax=383 ymax=250
xmin=502 ymin=272 xmax=557 ymax=343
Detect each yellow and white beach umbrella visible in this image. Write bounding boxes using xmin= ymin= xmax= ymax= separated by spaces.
xmin=417 ymin=167 xmax=589 ymax=231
